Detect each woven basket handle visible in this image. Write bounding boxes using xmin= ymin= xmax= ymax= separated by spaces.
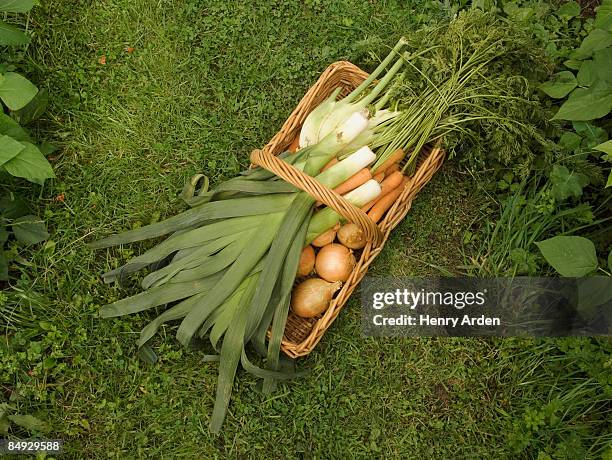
xmin=250 ymin=148 xmax=383 ymax=246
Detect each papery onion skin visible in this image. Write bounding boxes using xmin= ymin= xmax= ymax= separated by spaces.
xmin=311 ymin=225 xmax=337 ymax=247
xmin=315 ymin=243 xmax=356 ymax=282
xmin=290 ymin=278 xmax=342 ymax=318
xmin=337 ymin=223 xmax=367 ymax=249
xmin=297 ymin=245 xmax=316 ymax=277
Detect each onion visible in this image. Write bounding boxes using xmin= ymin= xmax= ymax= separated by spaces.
xmin=337 ymin=223 xmax=367 ymax=249
xmin=297 ymin=245 xmax=315 ymax=277
xmin=311 ymin=223 xmax=339 ymax=247
xmin=290 ymin=278 xmax=342 ymax=318
xmin=315 ymin=243 xmax=355 ymax=282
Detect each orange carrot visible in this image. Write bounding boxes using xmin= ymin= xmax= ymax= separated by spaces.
xmin=372 ymin=148 xmax=405 ymax=174
xmin=288 ymin=136 xmax=300 ymax=153
xmin=360 ymin=172 xmax=404 ymax=212
xmin=383 ymin=163 xmax=400 ymax=176
xmin=333 ymin=169 xmax=372 ymax=195
xmin=321 ymin=157 xmax=338 ymax=172
xmin=373 ymin=171 xmax=385 ymax=183
xmin=316 ymin=168 xmax=372 ymax=206
xmin=367 ymin=177 xmax=410 ymax=223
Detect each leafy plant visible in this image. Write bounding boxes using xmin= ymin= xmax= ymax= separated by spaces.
xmin=0 ymin=1 xmax=53 ymax=185
xmin=539 ymin=0 xmax=612 ymax=186
xmin=0 ymin=0 xmax=53 ymax=279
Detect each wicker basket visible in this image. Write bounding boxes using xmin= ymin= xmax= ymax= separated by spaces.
xmin=250 ymin=61 xmax=445 ymax=358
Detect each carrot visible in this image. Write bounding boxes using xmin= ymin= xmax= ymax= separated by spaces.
xmin=316 ymin=168 xmax=372 ymax=206
xmin=288 ymin=136 xmax=300 ymax=153
xmin=383 ymin=163 xmax=400 ymax=176
xmin=321 ymin=157 xmax=338 ymax=172
xmin=360 ymin=172 xmax=404 ymax=213
xmin=373 ymin=171 xmax=385 ymax=183
xmin=372 ymin=148 xmax=405 ymax=174
xmin=367 ymin=176 xmax=410 ymax=223
xmin=333 ymin=169 xmax=372 ymax=195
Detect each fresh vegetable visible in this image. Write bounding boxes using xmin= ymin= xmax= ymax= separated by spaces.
xmin=337 ymin=223 xmax=367 ymax=250
xmin=297 ymin=245 xmax=315 ymax=277
xmin=321 ymin=157 xmax=338 ymax=171
xmin=367 ymin=177 xmax=410 ymax=223
xmin=383 ymin=163 xmax=400 ymax=176
xmin=311 ymin=224 xmax=338 ymax=247
xmin=373 ymin=171 xmax=385 ymax=183
xmin=315 ymin=243 xmax=356 ymax=283
xmin=306 ymin=179 xmax=382 ymax=244
xmin=332 ymin=168 xmax=372 ymax=196
xmin=290 ymin=278 xmax=341 ymax=318
xmin=371 ymin=148 xmax=405 ymax=174
xmin=361 ymin=171 xmax=404 ymax=212
xmin=288 ymin=136 xmax=300 ymax=153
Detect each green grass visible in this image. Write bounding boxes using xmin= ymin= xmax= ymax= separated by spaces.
xmin=2 ymin=0 xmax=608 ymax=458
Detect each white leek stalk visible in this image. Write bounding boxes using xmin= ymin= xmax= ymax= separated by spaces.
xmin=299 ymin=38 xmax=407 ymax=148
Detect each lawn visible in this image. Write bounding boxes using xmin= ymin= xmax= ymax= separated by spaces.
xmin=2 ymin=0 xmax=609 ymax=458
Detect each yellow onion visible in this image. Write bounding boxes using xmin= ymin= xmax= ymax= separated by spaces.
xmin=315 ymin=243 xmax=355 ymax=282
xmin=311 ymin=223 xmax=339 ymax=247
xmin=290 ymin=278 xmax=342 ymax=318
xmin=337 ymin=223 xmax=367 ymax=249
xmin=297 ymin=245 xmax=316 ymax=277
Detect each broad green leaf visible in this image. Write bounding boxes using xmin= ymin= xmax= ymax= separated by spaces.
xmin=557 ymin=1 xmax=580 ymax=18
xmin=0 ymin=0 xmax=34 ymax=13
xmin=594 ymin=139 xmax=612 ymax=155
xmin=559 ymin=131 xmax=582 ymax=151
xmin=576 ymin=60 xmax=595 ymax=87
xmin=2 ymin=142 xmax=54 ymax=184
xmin=577 ymin=277 xmax=612 ymax=318
xmin=564 ymin=59 xmax=583 ymax=70
xmin=39 ymin=141 xmax=56 ymax=156
xmin=593 ymin=48 xmax=612 ymax=83
xmin=0 ymin=20 xmax=29 ymax=46
xmin=0 ymin=72 xmax=38 ymax=110
xmin=573 ymin=121 xmax=608 ymax=148
xmin=550 ymin=165 xmax=589 ymax=201
xmin=536 ymin=236 xmax=598 ymax=276
xmin=608 ymin=249 xmax=612 ymax=270
xmin=7 ymin=414 xmax=50 ymax=433
xmin=503 ymin=2 xmax=533 ymax=21
xmin=0 ymin=247 xmax=8 ymax=280
xmin=594 ymin=0 xmax=612 ymax=31
xmin=0 ymin=229 xmax=8 ymax=243
xmin=0 ymin=193 xmax=29 ymax=218
xmin=571 ymin=29 xmax=612 ymax=60
xmin=0 ymin=133 xmax=25 ymax=166
xmin=0 ymin=113 xmax=31 ymax=141
xmin=13 ymin=89 xmax=48 ymax=124
xmin=607 ymin=170 xmax=612 ymax=188
xmin=539 ymin=71 xmax=577 ymax=98
xmin=12 ymin=215 xmax=49 ymax=244
xmin=552 ymin=85 xmax=612 ymax=120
